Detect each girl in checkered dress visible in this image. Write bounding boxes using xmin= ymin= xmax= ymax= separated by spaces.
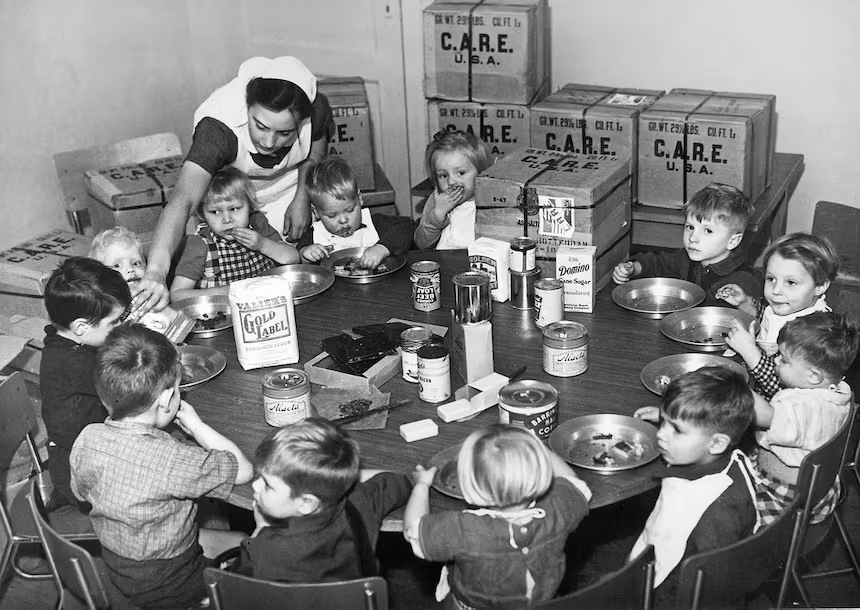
xmin=171 ymin=167 xmax=299 ymax=301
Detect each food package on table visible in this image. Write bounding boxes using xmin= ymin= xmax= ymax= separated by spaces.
xmin=313 ymin=385 xmax=390 ymax=431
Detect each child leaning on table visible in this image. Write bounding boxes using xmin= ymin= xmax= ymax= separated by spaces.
xmin=40 ymin=257 xmax=130 ymax=513
xmin=233 ymin=417 xmax=412 ymax=583
xmin=750 ymin=312 xmax=859 ymax=526
xmin=70 ymin=324 xmax=254 ymax=609
xmin=170 ymin=166 xmax=299 ymax=301
xmin=632 ymin=367 xmax=760 ymax=609
xmin=297 ymin=156 xmax=414 ymax=269
xmin=405 ymin=424 xmax=592 ymax=609
xmin=613 ymin=182 xmax=762 ymax=307
xmin=720 ymin=232 xmax=839 ymax=400
xmin=414 ymin=130 xmax=494 ymax=250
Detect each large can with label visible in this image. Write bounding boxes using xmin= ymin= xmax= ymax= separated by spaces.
xmin=542 ymin=321 xmax=589 ymax=377
xmin=411 ymin=261 xmax=441 ymax=311
xmin=498 ymin=380 xmax=559 ymax=440
xmin=262 ymin=368 xmax=311 ymax=426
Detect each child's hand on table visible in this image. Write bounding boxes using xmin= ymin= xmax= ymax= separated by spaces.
xmin=301 ymin=244 xmax=331 ymax=263
xmin=359 ymin=244 xmax=390 ymax=269
xmin=433 ymin=184 xmax=465 ymax=221
xmin=230 ymin=227 xmax=264 ymax=251
xmin=612 ymin=260 xmax=640 ymax=284
xmin=411 ymin=464 xmax=437 ymax=488
xmin=634 ymin=406 xmax=660 ymax=423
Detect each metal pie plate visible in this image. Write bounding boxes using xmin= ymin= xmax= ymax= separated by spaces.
xmin=178 ymin=345 xmax=227 ymax=391
xmin=549 ymin=414 xmax=659 ymax=474
xmin=174 ymin=294 xmax=232 ymax=338
xmin=259 ymin=264 xmax=335 ymax=304
xmin=429 ymin=444 xmax=464 ymax=500
xmin=640 ymin=353 xmax=749 ymax=395
xmin=321 ymin=246 xmax=407 ymax=284
xmin=612 ymin=278 xmax=706 ymax=319
xmin=660 ymin=307 xmax=758 ymax=352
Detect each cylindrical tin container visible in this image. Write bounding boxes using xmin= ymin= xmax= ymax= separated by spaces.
xmin=417 ymin=344 xmax=451 ymax=403
xmin=542 ymin=321 xmax=589 ymax=378
xmin=509 ymin=237 xmax=537 ymax=273
xmin=498 ymin=379 xmax=559 ymax=440
xmin=262 ymin=368 xmax=311 ymax=426
xmin=452 ymin=271 xmax=492 ymax=323
xmin=509 ymin=267 xmax=541 ymax=310
xmin=401 ymin=326 xmax=434 ymax=383
xmin=411 ymin=261 xmax=441 ymax=312
xmin=534 ymin=278 xmax=564 ymax=328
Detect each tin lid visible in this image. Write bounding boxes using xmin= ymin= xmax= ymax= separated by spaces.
xmin=509 ymin=267 xmax=542 ymax=278
xmin=401 ymin=326 xmax=434 ymax=343
xmin=417 ymin=344 xmax=449 ymax=361
xmin=452 ymin=271 xmax=490 ymax=288
xmin=535 ymin=278 xmax=564 ymax=291
xmin=263 ymin=368 xmax=309 ymax=392
xmin=411 ymin=260 xmax=440 ymax=273
xmin=542 ymin=321 xmax=588 ymax=346
xmin=510 ymin=237 xmax=537 ymax=251
xmin=499 ymin=380 xmax=558 ymax=409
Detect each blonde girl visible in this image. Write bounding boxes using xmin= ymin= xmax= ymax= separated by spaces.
xmin=405 ymin=425 xmax=591 ymax=609
xmin=721 ymin=232 xmax=839 ymax=399
xmin=414 ymin=130 xmax=494 ymax=250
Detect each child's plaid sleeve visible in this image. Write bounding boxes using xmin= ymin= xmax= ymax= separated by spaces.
xmin=749 ymin=350 xmax=780 ymax=400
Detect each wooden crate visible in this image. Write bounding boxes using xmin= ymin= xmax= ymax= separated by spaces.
xmin=319 ymin=77 xmax=375 ymax=191
xmin=0 ymin=230 xmax=93 ymax=294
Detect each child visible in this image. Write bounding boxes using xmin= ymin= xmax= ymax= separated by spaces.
xmin=171 ymin=166 xmax=299 ymax=301
xmin=70 ymin=324 xmax=254 ymax=609
xmin=233 ymin=418 xmax=412 ymax=582
xmin=404 ymin=424 xmax=592 ymax=608
xmin=721 ymin=232 xmax=839 ymax=399
xmin=750 ymin=312 xmax=859 ymax=525
xmin=40 ymin=257 xmax=131 ymax=511
xmin=297 ymin=156 xmax=415 ymax=269
xmin=632 ymin=366 xmax=759 ymax=608
xmin=413 ymin=130 xmax=494 ymax=250
xmin=613 ymin=183 xmax=761 ymax=307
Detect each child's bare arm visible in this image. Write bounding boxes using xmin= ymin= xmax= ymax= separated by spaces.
xmin=403 ymin=465 xmax=436 ymax=558
xmin=169 ymin=276 xmax=228 ymax=303
xmin=175 ymin=400 xmax=254 ymax=484
xmin=753 ymin=392 xmax=774 ymax=429
xmin=257 ymin=236 xmax=299 ymax=265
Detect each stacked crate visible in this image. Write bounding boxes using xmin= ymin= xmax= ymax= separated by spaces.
xmin=318 ymin=76 xmax=376 ymax=191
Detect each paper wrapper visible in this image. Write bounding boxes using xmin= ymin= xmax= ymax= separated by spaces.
xmin=313 ymin=385 xmax=390 ymax=431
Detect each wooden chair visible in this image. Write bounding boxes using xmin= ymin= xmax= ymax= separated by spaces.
xmin=203 ymin=567 xmax=388 ymax=610
xmin=0 ymin=372 xmax=96 ymax=589
xmin=812 ymin=200 xmax=860 ymax=324
xmin=537 ymin=545 xmax=655 ymax=609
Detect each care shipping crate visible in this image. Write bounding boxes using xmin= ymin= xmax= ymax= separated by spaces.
xmin=424 ymin=0 xmax=550 ymax=104
xmin=530 ymin=84 xmax=664 ymax=204
xmin=318 ymin=76 xmax=375 ymax=191
xmin=84 ymin=155 xmax=182 ymax=234
xmin=475 ymin=147 xmax=631 ymax=288
xmin=638 ymin=89 xmax=776 ymax=209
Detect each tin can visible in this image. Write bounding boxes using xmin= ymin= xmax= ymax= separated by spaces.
xmin=534 ymin=278 xmax=564 ymax=328
xmin=498 ymin=380 xmax=559 ymax=440
xmin=509 ymin=267 xmax=541 ymax=310
xmin=542 ymin=321 xmax=589 ymax=377
xmin=417 ymin=344 xmax=451 ymax=403
xmin=411 ymin=261 xmax=441 ymax=312
xmin=401 ymin=326 xmax=434 ymax=383
xmin=509 ymin=237 xmax=537 ymax=272
xmin=262 ymin=368 xmax=311 ymax=426
xmin=452 ymin=271 xmax=491 ymax=323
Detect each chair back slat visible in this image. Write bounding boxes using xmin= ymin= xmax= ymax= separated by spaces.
xmin=0 ymin=372 xmax=35 ymax=469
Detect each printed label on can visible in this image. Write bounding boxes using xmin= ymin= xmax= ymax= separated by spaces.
xmin=402 ymin=350 xmax=419 ymax=383
xmin=263 ymin=394 xmax=310 ymax=427
xmin=498 ymin=403 xmax=559 ymax=440
xmin=543 ymin=344 xmax=588 ymax=377
xmin=411 ymin=262 xmax=441 ymax=312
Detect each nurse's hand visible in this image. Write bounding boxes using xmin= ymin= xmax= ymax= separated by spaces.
xmin=131 ymin=271 xmax=170 ymax=317
xmin=283 ymin=192 xmax=312 ymax=241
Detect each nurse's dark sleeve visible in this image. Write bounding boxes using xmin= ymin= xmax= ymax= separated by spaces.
xmin=185 ymin=117 xmax=239 ymax=175
xmin=311 ymin=93 xmax=333 ymax=142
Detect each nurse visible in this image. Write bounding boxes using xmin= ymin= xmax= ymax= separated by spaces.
xmin=135 ymin=56 xmax=331 ymax=314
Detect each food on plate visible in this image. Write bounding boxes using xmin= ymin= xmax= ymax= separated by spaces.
xmin=592 ymin=432 xmax=613 ymax=441
xmin=612 ymin=440 xmax=645 ymax=459
xmin=333 ymin=257 xmax=390 ymax=277
xmin=592 ymin=450 xmax=617 ymax=467
xmin=194 ymin=311 xmax=228 ymax=331
xmin=656 ymin=374 xmax=672 ymax=390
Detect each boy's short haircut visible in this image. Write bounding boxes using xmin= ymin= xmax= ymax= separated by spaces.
xmin=683 ymin=183 xmax=752 ymax=235
xmin=254 ymin=418 xmax=360 ymax=508
xmin=778 ymin=311 xmax=860 ymax=383
xmin=44 ymin=257 xmax=131 ymax=329
xmin=88 ymin=226 xmax=143 ymax=261
xmin=305 ymin=156 xmax=359 ymax=208
xmin=762 ymin=232 xmax=840 ymax=286
xmin=662 ymin=366 xmax=754 ymax=446
xmin=197 ymin=166 xmax=259 ymax=217
xmin=96 ymin=324 xmax=181 ymax=420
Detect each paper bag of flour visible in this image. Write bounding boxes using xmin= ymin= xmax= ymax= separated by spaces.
xmin=229 ymin=276 xmax=299 ymax=370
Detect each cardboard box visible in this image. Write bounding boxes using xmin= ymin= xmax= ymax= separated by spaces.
xmin=474 ymin=147 xmax=631 ymax=279
xmin=424 ymin=0 xmax=550 ymax=104
xmin=318 ymin=77 xmax=375 ymax=191
xmin=638 ymin=89 xmax=775 ymax=209
xmin=530 ymin=84 xmax=663 ymax=203
xmin=0 ymin=230 xmax=93 ymax=294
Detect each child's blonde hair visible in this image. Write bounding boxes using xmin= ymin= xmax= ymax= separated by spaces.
xmin=424 ymin=130 xmax=493 ymax=192
xmin=763 ymin=232 xmax=839 ymax=287
xmin=197 ymin=166 xmax=259 ymax=217
xmin=458 ymin=424 xmax=552 ymax=508
xmin=88 ymin=226 xmax=143 ymax=261
xmin=305 ymin=156 xmax=360 ymax=208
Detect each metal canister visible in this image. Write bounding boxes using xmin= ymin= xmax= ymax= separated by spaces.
xmin=262 ymin=368 xmax=311 ymax=426
xmin=533 ymin=278 xmax=564 ymax=328
xmin=509 ymin=237 xmax=537 ymax=272
xmin=509 ymin=267 xmax=541 ymax=310
xmin=411 ymin=261 xmax=441 ymax=312
xmin=452 ymin=271 xmax=491 ymax=323
xmin=498 ymin=380 xmax=559 ymax=440
xmin=417 ymin=344 xmax=451 ymax=403
xmin=401 ymin=326 xmax=434 ymax=383
xmin=542 ymin=321 xmax=589 ymax=378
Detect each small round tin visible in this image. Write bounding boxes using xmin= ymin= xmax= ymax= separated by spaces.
xmin=509 ymin=237 xmax=537 ymax=273
xmin=542 ymin=321 xmax=589 ymax=377
xmin=262 ymin=368 xmax=311 ymax=426
xmin=509 ymin=267 xmax=541 ymax=310
xmin=411 ymin=261 xmax=441 ymax=312
xmin=401 ymin=326 xmax=434 ymax=383
xmin=417 ymin=344 xmax=451 ymax=403
xmin=498 ymin=380 xmax=559 ymax=440
xmin=453 ymin=271 xmax=491 ymax=323
xmin=534 ymin=278 xmax=564 ymax=328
